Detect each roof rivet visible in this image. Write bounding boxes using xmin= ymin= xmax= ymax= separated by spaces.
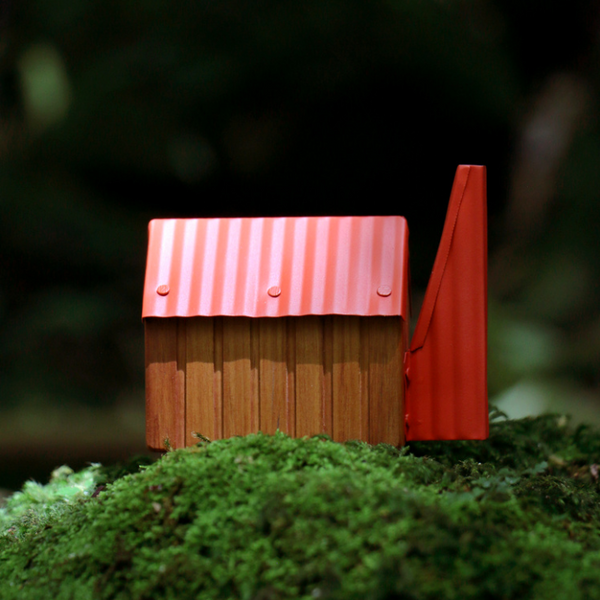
xmin=157 ymin=285 xmax=170 ymax=296
xmin=377 ymin=285 xmax=392 ymax=297
xmin=267 ymin=286 xmax=281 ymax=298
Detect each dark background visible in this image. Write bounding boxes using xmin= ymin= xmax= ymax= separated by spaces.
xmin=2 ymin=0 xmax=600 ymax=490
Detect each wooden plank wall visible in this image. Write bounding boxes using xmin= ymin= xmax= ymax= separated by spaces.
xmin=145 ymin=318 xmax=186 ymax=451
xmin=295 ymin=316 xmax=332 ymax=438
xmin=145 ymin=316 xmax=406 ymax=451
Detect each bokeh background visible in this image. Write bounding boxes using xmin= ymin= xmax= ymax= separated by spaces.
xmin=2 ymin=0 xmax=600 ymax=490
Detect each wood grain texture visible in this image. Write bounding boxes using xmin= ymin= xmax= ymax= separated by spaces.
xmin=368 ymin=317 xmax=405 ymax=446
xmin=332 ymin=316 xmax=367 ymax=442
xmin=145 ymin=318 xmax=186 ymax=450
xmin=286 ymin=319 xmax=296 ymax=434
xmin=146 ymin=315 xmax=407 ymax=449
xmin=259 ymin=319 xmax=294 ymax=435
xmin=322 ymin=316 xmax=333 ymax=436
xmin=214 ymin=317 xmax=224 ymax=438
xmin=222 ymin=318 xmax=259 ymax=437
xmin=295 ymin=317 xmax=332 ymax=438
xmin=185 ymin=318 xmax=221 ymax=444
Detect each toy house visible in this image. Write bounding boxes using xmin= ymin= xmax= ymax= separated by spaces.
xmin=143 ymin=165 xmax=488 ymax=450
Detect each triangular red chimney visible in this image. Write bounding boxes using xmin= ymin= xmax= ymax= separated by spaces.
xmin=405 ymin=165 xmax=488 ymax=441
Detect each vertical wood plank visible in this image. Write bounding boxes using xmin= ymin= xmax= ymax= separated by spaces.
xmin=360 ymin=319 xmax=370 ymax=442
xmin=332 ymin=316 xmax=365 ymax=442
xmin=322 ymin=316 xmax=333 ymax=436
xmin=259 ymin=319 xmax=294 ymax=435
xmin=368 ymin=317 xmax=405 ymax=446
xmin=251 ymin=319 xmax=260 ymax=432
xmin=222 ymin=318 xmax=259 ymax=437
xmin=186 ymin=318 xmax=221 ymax=445
xmin=295 ymin=317 xmax=331 ymax=437
xmin=145 ymin=318 xmax=186 ymax=450
xmin=214 ymin=317 xmax=223 ymax=440
xmin=286 ymin=318 xmax=296 ymax=436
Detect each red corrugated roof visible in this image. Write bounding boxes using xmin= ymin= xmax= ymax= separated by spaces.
xmin=142 ymin=216 xmax=409 ymax=319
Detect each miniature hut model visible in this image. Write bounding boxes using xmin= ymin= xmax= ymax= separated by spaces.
xmin=143 ymin=165 xmax=488 ymax=450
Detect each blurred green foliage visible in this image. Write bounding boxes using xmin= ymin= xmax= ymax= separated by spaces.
xmin=1 ymin=0 xmax=600 ymax=486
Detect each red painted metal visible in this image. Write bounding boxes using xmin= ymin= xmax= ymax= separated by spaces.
xmin=143 ymin=216 xmax=410 ymax=319
xmin=405 ymin=165 xmax=488 ymax=441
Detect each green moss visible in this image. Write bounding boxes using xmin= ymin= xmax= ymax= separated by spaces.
xmin=2 ymin=415 xmax=600 ymax=599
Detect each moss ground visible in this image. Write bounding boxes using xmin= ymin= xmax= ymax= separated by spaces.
xmin=2 ymin=411 xmax=600 ymax=599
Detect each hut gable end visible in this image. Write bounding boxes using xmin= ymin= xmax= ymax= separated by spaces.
xmin=144 ymin=216 xmax=409 ymax=451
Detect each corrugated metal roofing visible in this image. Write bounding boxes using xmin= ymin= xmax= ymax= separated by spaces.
xmin=143 ymin=216 xmax=409 ymax=319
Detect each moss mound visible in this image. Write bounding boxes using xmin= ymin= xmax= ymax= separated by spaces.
xmin=2 ymin=413 xmax=600 ymax=599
